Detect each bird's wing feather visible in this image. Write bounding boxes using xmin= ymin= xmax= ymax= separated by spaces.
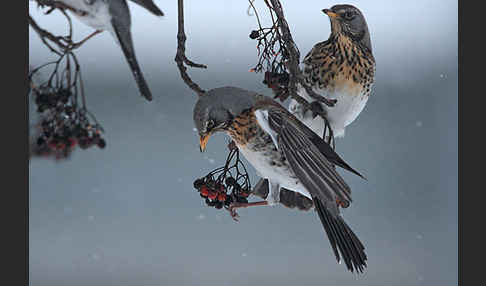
xmin=256 ymin=106 xmax=353 ymax=215
xmin=129 ymin=0 xmax=164 ymax=16
xmin=109 ymin=0 xmax=153 ymax=101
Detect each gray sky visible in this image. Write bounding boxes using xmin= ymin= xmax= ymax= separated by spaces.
xmin=29 ymin=1 xmax=457 ymax=285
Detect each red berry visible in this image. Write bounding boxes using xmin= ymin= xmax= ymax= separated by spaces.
xmin=208 ymin=191 xmax=217 ymax=200
xmin=217 ymin=193 xmax=226 ymax=202
xmin=200 ymin=186 xmax=209 ymax=197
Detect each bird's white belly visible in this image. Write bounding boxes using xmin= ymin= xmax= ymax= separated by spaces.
xmin=289 ymin=85 xmax=368 ymax=138
xmin=60 ymin=0 xmax=112 ymax=31
xmin=236 ymin=144 xmax=312 ymax=200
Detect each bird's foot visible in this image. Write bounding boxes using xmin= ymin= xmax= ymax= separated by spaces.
xmin=227 ymin=201 xmax=269 ymax=222
xmin=309 ymin=101 xmax=325 ymax=119
xmin=227 ymin=140 xmax=237 ymax=151
xmin=227 ymin=204 xmax=240 ymax=222
xmin=323 ymin=98 xmax=337 ymax=107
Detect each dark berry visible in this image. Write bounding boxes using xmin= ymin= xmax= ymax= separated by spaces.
xmin=236 ymin=196 xmax=248 ymax=204
xmin=193 ymin=179 xmax=205 ymax=189
xmin=225 ymin=177 xmax=237 ymax=187
xmin=97 ymin=138 xmax=106 ymax=149
xmin=249 ymin=30 xmax=260 ymax=39
xmin=36 ymin=137 xmax=45 ymax=146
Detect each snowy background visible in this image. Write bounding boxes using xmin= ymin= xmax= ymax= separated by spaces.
xmin=29 ymin=0 xmax=457 ymax=285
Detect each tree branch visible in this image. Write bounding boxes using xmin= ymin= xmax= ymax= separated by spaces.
xmin=174 ymin=0 xmax=207 ymax=96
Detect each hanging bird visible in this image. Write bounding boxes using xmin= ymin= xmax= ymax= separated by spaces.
xmin=194 ymin=86 xmax=367 ymax=273
xmin=55 ymin=0 xmax=164 ymax=101
xmin=288 ymin=4 xmax=375 ymax=138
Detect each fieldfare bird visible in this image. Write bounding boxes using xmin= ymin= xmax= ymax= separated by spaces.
xmin=288 ymin=4 xmax=375 ymax=138
xmin=194 ymin=86 xmax=367 ymax=273
xmin=54 ymin=0 xmax=164 ymax=101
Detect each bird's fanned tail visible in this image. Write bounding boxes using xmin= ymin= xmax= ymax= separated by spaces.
xmin=313 ymin=197 xmax=367 ymax=273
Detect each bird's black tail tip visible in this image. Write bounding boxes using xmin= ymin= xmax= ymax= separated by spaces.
xmin=313 ymin=198 xmax=367 ymax=273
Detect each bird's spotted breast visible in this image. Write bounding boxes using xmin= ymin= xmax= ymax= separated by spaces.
xmin=226 ymin=109 xmax=291 ymax=171
xmin=226 ymin=109 xmax=259 ymax=146
xmin=303 ymin=34 xmax=375 ymax=96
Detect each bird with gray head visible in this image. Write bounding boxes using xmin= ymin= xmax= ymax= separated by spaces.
xmin=55 ymin=0 xmax=164 ymax=101
xmin=194 ymin=86 xmax=368 ymax=273
xmin=288 ymin=4 xmax=375 ymax=138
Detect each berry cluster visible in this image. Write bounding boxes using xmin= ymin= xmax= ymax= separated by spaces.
xmin=31 ymin=86 xmax=105 ymax=159
xmin=193 ymin=176 xmax=251 ymax=210
xmin=193 ymin=147 xmax=252 ymax=211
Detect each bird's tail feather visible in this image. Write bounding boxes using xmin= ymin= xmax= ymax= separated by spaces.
xmin=112 ymin=23 xmax=153 ymax=101
xmin=130 ymin=0 xmax=164 ymax=16
xmin=313 ymin=198 xmax=367 ymax=273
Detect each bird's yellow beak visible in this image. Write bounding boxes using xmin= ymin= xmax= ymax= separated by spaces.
xmin=199 ymin=134 xmax=211 ymax=152
xmin=322 ymin=9 xmax=339 ymax=18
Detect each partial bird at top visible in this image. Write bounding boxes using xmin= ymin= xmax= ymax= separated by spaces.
xmin=56 ymin=0 xmax=165 ymax=101
xmin=289 ymin=4 xmax=375 ymax=138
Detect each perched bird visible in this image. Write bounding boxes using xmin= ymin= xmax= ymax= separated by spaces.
xmin=288 ymin=4 xmax=375 ymax=138
xmin=55 ymin=0 xmax=164 ymax=101
xmin=194 ymin=86 xmax=367 ymax=273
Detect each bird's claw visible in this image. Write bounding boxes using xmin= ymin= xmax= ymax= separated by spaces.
xmin=320 ymin=97 xmax=337 ymax=107
xmin=309 ymin=101 xmax=325 ymax=119
xmin=227 ymin=204 xmax=240 ymax=222
xmin=227 ymin=140 xmax=237 ymax=151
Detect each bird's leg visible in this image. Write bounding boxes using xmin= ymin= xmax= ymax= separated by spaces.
xmin=227 ymin=201 xmax=269 ymax=221
xmin=71 ymin=30 xmax=103 ymax=49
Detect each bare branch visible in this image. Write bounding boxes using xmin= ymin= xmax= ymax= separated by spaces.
xmin=174 ymin=0 xmax=207 ymax=96
xmin=248 ymin=0 xmax=336 ymax=146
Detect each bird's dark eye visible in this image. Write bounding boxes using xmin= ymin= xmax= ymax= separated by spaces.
xmin=206 ymin=119 xmax=215 ymax=130
xmin=343 ymin=11 xmax=354 ymax=20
